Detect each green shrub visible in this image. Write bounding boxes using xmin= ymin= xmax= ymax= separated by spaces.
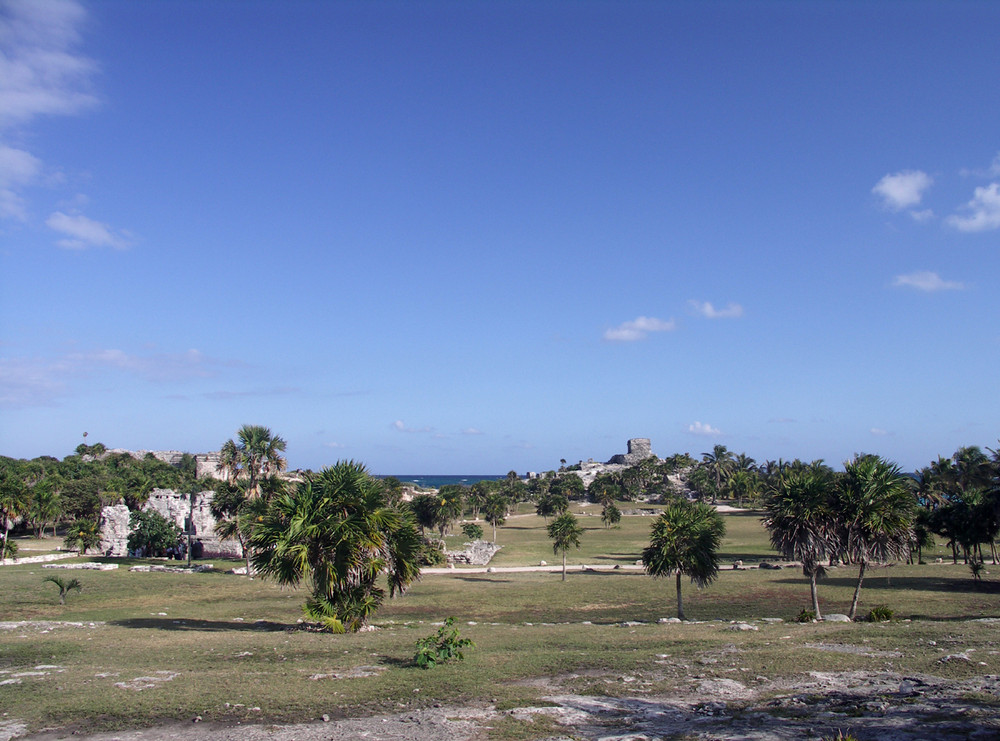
xmin=866 ymin=604 xmax=894 ymax=622
xmin=462 ymin=522 xmax=484 ymax=540
xmin=794 ymin=608 xmax=817 ymax=623
xmin=418 ymin=537 xmax=447 ymax=566
xmin=414 ymin=617 xmax=475 ymax=669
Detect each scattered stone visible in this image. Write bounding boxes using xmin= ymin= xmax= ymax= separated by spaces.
xmin=43 ymin=562 xmax=118 ymax=570
xmin=658 ymin=617 xmax=682 ymax=624
xmin=940 ymin=652 xmax=972 ymax=663
xmin=729 ymin=622 xmax=758 ymax=631
xmin=824 ymin=614 xmax=852 ymax=622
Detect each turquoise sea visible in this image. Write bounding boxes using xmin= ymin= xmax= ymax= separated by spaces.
xmin=380 ymin=474 xmax=505 ymax=489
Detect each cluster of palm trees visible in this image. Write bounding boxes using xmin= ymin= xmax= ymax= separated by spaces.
xmin=764 ymin=454 xmax=941 ymax=620
xmin=211 ymin=425 xmax=422 ymax=632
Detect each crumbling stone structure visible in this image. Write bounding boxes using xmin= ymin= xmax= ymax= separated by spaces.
xmin=98 ymin=488 xmax=241 ymax=558
xmin=606 ymin=438 xmax=654 ymax=465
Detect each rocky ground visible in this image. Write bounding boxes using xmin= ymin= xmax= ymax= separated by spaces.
xmin=7 ymin=667 xmax=1000 ymax=741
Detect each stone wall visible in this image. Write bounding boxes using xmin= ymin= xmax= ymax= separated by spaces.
xmin=98 ymin=489 xmax=241 ymax=559
xmin=99 ymin=449 xmax=223 ymax=479
xmin=606 ymin=438 xmax=654 ymax=466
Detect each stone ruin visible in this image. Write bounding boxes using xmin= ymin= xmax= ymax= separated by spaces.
xmin=98 ymin=488 xmax=241 ymax=559
xmin=606 ymin=438 xmax=654 ymax=465
xmin=98 ymin=448 xmax=223 ymax=479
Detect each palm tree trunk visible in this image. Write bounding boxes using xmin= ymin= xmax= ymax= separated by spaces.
xmin=848 ymin=560 xmax=866 ymax=620
xmin=675 ymin=570 xmax=685 ymax=620
xmin=810 ymin=570 xmax=822 ymax=620
xmin=562 ymin=551 xmax=567 ymax=581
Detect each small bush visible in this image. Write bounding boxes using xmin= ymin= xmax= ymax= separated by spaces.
xmin=794 ymin=609 xmax=817 ymax=623
xmin=461 ymin=522 xmax=484 ymax=540
xmin=418 ymin=537 xmax=447 ymax=566
xmin=866 ymin=604 xmax=894 ymax=622
xmin=414 ymin=617 xmax=475 ymax=669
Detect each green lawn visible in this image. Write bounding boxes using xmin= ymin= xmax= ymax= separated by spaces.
xmin=1 ymin=508 xmax=996 ymax=736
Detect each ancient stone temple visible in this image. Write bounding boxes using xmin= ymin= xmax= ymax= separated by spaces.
xmin=606 ymin=438 xmax=654 ymax=465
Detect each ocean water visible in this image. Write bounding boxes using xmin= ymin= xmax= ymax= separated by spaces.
xmin=380 ymin=474 xmax=505 ymax=489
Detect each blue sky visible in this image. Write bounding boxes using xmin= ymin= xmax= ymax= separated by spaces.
xmin=1 ymin=0 xmax=998 ymax=475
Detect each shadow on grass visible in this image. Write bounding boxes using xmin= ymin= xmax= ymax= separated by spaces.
xmin=774 ymin=574 xmax=1000 ymax=595
xmin=108 ymin=618 xmax=294 ymax=632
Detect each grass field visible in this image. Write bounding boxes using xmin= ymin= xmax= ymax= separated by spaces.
xmin=2 ymin=509 xmax=998 ymax=737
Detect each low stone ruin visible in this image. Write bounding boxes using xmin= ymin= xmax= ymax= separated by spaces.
xmin=447 ymin=540 xmax=501 ymax=565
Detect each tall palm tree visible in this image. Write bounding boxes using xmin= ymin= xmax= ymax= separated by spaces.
xmin=763 ymin=467 xmax=838 ymax=619
xmin=482 ymin=493 xmax=507 ymax=542
xmin=641 ymin=500 xmax=726 ymax=620
xmin=701 ymin=445 xmax=735 ymax=504
xmin=249 ymin=461 xmax=421 ymax=633
xmin=0 ymin=476 xmax=29 ymax=560
xmin=219 ymin=425 xmax=287 ymax=499
xmin=547 ymin=513 xmax=583 ymax=581
xmin=837 ymin=454 xmax=915 ymax=620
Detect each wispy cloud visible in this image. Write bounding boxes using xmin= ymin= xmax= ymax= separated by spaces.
xmin=0 ymin=355 xmax=67 ymax=407
xmin=947 ymin=182 xmax=1000 ymax=232
xmin=0 ymin=143 xmax=42 ymax=220
xmin=462 ymin=427 xmax=483 ymax=435
xmin=603 ymin=316 xmax=675 ymax=342
xmin=0 ymin=347 xmax=236 ymax=408
xmin=872 ymin=170 xmax=933 ymax=212
xmin=46 ymin=210 xmax=132 ymax=249
xmin=392 ymin=420 xmax=433 ymax=434
xmin=201 ymin=386 xmax=298 ymax=401
xmin=870 ymin=427 xmax=890 ymax=436
xmin=1 ymin=0 xmax=101 ymax=226
xmin=892 ymin=271 xmax=964 ymax=292
xmin=0 ymin=0 xmax=98 ymax=128
xmin=688 ymin=300 xmax=743 ymax=319
xmin=960 ymin=151 xmax=1000 ymax=178
xmin=687 ymin=421 xmax=722 ymax=437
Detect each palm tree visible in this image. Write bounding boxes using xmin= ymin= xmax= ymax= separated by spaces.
xmin=763 ymin=467 xmax=838 ymax=619
xmin=547 ymin=513 xmax=583 ymax=581
xmin=836 ymin=454 xmax=915 ymax=620
xmin=641 ymin=500 xmax=725 ymax=620
xmin=0 ymin=476 xmax=29 ymax=560
xmin=43 ymin=575 xmax=81 ymax=604
xmin=701 ymin=445 xmax=735 ymax=503
xmin=219 ymin=425 xmax=287 ymax=499
xmin=726 ymin=469 xmax=759 ymax=508
xmin=482 ymin=493 xmax=507 ymax=542
xmin=601 ymin=500 xmax=622 ymax=529
xmin=249 ymin=461 xmax=421 ymax=633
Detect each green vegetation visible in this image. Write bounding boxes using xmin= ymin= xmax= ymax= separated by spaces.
xmin=641 ymin=500 xmax=726 ymax=619
xmin=413 ymin=617 xmax=475 ymax=669
xmin=250 ymin=460 xmax=421 ymax=632
xmin=42 ymin=574 xmax=82 ymax=604
xmin=546 ymin=512 xmax=583 ymax=581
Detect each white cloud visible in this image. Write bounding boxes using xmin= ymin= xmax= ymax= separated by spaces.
xmin=0 ymin=347 xmax=224 ymax=407
xmin=0 ymin=0 xmax=98 ymax=129
xmin=960 ymin=152 xmax=1000 ymax=178
xmin=603 ymin=316 xmax=675 ymax=342
xmin=689 ymin=300 xmax=744 ymax=319
xmin=462 ymin=427 xmax=483 ymax=435
xmin=947 ymin=182 xmax=1000 ymax=232
xmin=909 ymin=209 xmax=934 ymax=222
xmin=687 ymin=421 xmax=721 ymax=437
xmin=0 ymin=143 xmax=42 ymax=220
xmin=872 ymin=170 xmax=933 ymax=211
xmin=392 ymin=420 xmax=432 ymax=434
xmin=870 ymin=427 xmax=889 ymax=436
xmin=324 ymin=441 xmax=345 ymax=449
xmin=892 ymin=271 xmax=964 ymax=292
xmin=46 ymin=210 xmax=132 ymax=249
